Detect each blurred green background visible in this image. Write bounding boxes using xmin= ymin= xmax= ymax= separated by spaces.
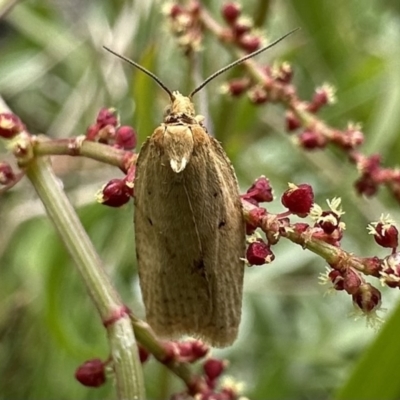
xmin=1 ymin=0 xmax=400 ymax=399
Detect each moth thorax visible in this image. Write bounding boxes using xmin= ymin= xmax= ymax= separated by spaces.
xmin=164 ymin=113 xmax=198 ymax=125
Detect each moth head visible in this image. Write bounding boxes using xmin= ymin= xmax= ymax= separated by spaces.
xmin=170 ymin=91 xmax=195 ymax=117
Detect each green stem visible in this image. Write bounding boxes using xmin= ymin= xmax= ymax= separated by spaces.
xmin=33 ymin=137 xmax=136 ymax=171
xmin=25 ymin=157 xmax=145 ymax=400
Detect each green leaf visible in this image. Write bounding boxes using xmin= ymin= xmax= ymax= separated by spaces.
xmin=132 ymin=45 xmax=158 ymax=144
xmin=335 ymin=303 xmax=400 ymax=400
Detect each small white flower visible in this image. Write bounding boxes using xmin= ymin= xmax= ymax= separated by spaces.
xmin=317 ymin=83 xmax=337 ymax=104
xmin=220 ymin=375 xmax=245 ymax=394
xmin=327 ymin=197 xmax=345 ymax=217
xmin=271 ymin=61 xmax=292 ymax=80
xmin=349 ymin=304 xmax=385 ymax=331
xmin=347 ymin=121 xmax=362 ymax=131
xmin=318 ymin=266 xmax=332 ymax=286
xmin=310 ymin=203 xmax=323 ymax=220
xmin=367 ymin=214 xmax=396 ymax=236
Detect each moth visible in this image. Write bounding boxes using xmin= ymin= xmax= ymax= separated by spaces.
xmin=104 ymin=30 xmax=296 ymax=347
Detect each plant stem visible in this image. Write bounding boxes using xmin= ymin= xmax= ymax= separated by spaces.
xmin=25 ymin=157 xmax=145 ymax=400
xmin=33 ymin=137 xmax=137 ymax=172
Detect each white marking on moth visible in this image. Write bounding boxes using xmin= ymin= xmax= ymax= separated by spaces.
xmin=170 ymin=157 xmax=187 ymax=173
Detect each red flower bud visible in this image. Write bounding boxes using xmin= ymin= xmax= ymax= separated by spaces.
xmin=244 ymin=206 xmax=266 ymax=235
xmin=168 ymin=4 xmax=183 ymax=18
xmin=0 ymin=162 xmax=15 ymax=185
xmin=248 ymin=86 xmax=268 ymax=104
xmin=203 ymin=358 xmax=226 ymax=381
xmin=178 ymin=341 xmax=195 ymax=359
xmin=98 ymin=178 xmax=133 ymax=207
xmin=292 ymin=222 xmax=310 ymax=234
xmin=223 ymin=78 xmax=250 ymax=96
xmin=221 ymin=2 xmax=241 ymax=24
xmin=298 ymin=130 xmax=327 ymax=150
xmin=86 ymin=123 xmax=101 ymax=141
xmin=372 ymin=221 xmax=398 ymax=249
xmin=315 ymin=211 xmax=341 ymax=235
xmin=244 ymin=176 xmax=273 ymax=203
xmin=96 ymin=107 xmax=119 ymax=127
xmin=343 ymin=268 xmax=362 ymax=295
xmin=328 ymin=269 xmax=345 ymax=291
xmin=285 ymin=111 xmax=301 ymax=131
xmin=307 ymin=85 xmax=335 ymax=113
xmin=335 ymin=125 xmax=364 ymax=149
xmin=97 ymin=124 xmax=116 ymax=144
xmin=311 ymin=89 xmax=329 ymax=109
xmin=0 ymin=113 xmax=25 ymax=139
xmin=246 ymin=238 xmax=274 ymax=266
xmin=352 ymin=283 xmax=381 ymax=314
xmin=175 ymin=340 xmax=209 ymax=363
xmin=75 ymin=359 xmax=106 ymax=387
xmin=281 ymin=183 xmax=314 ymax=217
xmin=362 ymin=256 xmax=382 ymax=277
xmin=381 ymin=252 xmax=400 ymax=287
xmin=238 ymin=34 xmax=261 ymax=53
xmin=232 ymin=17 xmax=252 ymax=36
xmin=115 ymin=126 xmax=137 ymax=150
xmin=273 ymin=63 xmax=293 ymax=84
xmin=162 ymin=342 xmax=180 ymax=363
xmin=190 ymin=340 xmax=209 ymax=360
xmin=354 ymin=175 xmax=378 ymax=197
xmin=359 ymin=154 xmax=381 ymax=174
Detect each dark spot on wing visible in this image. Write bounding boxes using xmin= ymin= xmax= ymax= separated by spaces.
xmin=194 ymin=259 xmax=205 ymax=270
xmin=147 ymin=217 xmax=153 ymax=226
xmin=218 ymin=220 xmax=226 ymax=228
xmin=193 ymin=259 xmax=206 ymax=277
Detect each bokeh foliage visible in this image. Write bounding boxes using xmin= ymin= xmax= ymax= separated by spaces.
xmin=1 ymin=0 xmax=400 ymax=399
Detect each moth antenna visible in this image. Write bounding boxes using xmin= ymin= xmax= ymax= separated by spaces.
xmin=103 ymin=46 xmax=175 ymax=101
xmin=189 ymin=28 xmax=300 ymax=99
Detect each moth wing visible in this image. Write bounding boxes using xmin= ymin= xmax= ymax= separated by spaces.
xmin=133 ymin=134 xmax=159 ymax=320
xmin=200 ymin=134 xmax=246 ymax=346
xmin=135 ymin=125 xmax=211 ymax=335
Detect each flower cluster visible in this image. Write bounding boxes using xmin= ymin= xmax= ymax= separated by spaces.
xmin=85 ymin=108 xmax=137 ymax=207
xmin=242 ymin=178 xmax=315 ymax=268
xmin=86 ymin=108 xmax=137 ymax=150
xmin=176 ymin=3 xmax=400 ymax=205
xmin=351 ymin=152 xmax=400 ymax=201
xmin=75 ymin=338 xmax=245 ymax=400
xmin=221 ymin=2 xmax=266 ymax=54
xmin=162 ymin=1 xmax=203 ymax=54
xmin=164 ymin=340 xmax=245 ymax=400
xmin=241 ymin=177 xmax=400 ymax=326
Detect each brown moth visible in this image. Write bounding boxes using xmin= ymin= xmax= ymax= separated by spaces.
xmin=134 ymin=93 xmax=244 ymax=347
xmin=104 ymin=30 xmax=297 ymax=347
